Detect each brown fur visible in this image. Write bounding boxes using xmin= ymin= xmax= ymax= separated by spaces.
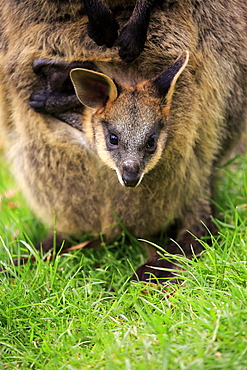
xmin=0 ymin=0 xmax=163 ymax=63
xmin=0 ymin=0 xmax=247 ymax=283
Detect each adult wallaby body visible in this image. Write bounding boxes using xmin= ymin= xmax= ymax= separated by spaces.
xmin=0 ymin=1 xmax=247 ymax=283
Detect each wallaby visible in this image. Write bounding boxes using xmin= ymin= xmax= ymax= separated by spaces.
xmin=0 ymin=0 xmax=247 ymax=283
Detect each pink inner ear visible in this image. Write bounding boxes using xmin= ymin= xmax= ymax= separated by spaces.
xmin=71 ymin=68 xmax=118 ymax=108
xmin=87 ymin=79 xmax=110 ymax=107
xmin=74 ymin=73 xmax=111 ymax=108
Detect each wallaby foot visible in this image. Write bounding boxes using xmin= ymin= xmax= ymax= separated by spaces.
xmin=134 ymin=254 xmax=184 ymax=285
xmin=36 ymin=232 xmax=73 ymax=254
xmin=36 ymin=233 xmax=101 ymax=254
xmin=134 ymin=218 xmax=217 ymax=284
xmin=133 ymin=238 xmax=201 ymax=285
xmin=0 ymin=233 xmax=71 ymax=275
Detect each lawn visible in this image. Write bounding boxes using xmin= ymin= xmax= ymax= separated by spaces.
xmin=0 ymin=148 xmax=247 ymax=370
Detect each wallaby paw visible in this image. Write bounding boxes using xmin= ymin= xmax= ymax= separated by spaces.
xmin=87 ymin=10 xmax=119 ymax=47
xmin=117 ymin=25 xmax=146 ymax=63
xmin=29 ymin=90 xmax=50 ymax=113
xmin=36 ymin=232 xmax=72 ymax=254
xmin=133 ymin=255 xmax=183 ymax=285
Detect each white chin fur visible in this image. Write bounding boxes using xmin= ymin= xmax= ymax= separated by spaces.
xmin=136 ymin=173 xmax=144 ymax=187
xmin=115 ymin=169 xmax=144 ymax=187
xmin=116 ymin=169 xmax=125 ymax=186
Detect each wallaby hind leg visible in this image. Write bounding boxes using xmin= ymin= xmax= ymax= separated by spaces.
xmin=134 ymin=207 xmax=217 ymax=284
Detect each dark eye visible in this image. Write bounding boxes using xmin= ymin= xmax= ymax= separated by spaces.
xmin=109 ymin=133 xmax=118 ymax=146
xmin=146 ymin=135 xmax=157 ymax=152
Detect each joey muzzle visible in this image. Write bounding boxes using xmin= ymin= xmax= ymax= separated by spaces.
xmin=121 ymin=159 xmax=142 ymax=188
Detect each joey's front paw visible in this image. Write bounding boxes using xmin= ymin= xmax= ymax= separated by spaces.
xmin=117 ymin=25 xmax=146 ymax=63
xmin=29 ymin=90 xmax=50 ymax=113
xmin=133 ymin=255 xmax=184 ymax=285
xmin=87 ymin=10 xmax=119 ymax=47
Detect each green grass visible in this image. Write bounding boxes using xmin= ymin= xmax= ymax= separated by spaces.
xmin=1 ymin=151 xmax=247 ymax=369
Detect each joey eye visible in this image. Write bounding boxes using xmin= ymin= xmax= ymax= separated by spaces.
xmin=109 ymin=133 xmax=118 ymax=146
xmin=146 ymin=135 xmax=157 ymax=152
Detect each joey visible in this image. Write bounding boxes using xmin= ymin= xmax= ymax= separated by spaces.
xmin=70 ymin=51 xmax=189 ymax=188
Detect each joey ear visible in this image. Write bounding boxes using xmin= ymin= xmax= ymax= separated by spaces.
xmin=152 ymin=51 xmax=189 ymax=112
xmin=70 ymin=68 xmax=118 ymax=109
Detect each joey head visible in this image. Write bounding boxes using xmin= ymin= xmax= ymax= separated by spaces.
xmin=70 ymin=51 xmax=189 ymax=187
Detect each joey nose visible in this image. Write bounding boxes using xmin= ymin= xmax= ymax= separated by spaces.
xmin=122 ymin=159 xmax=141 ymax=188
